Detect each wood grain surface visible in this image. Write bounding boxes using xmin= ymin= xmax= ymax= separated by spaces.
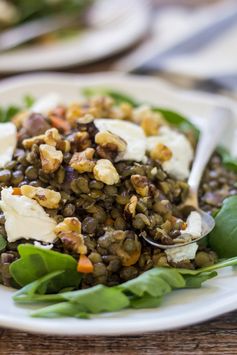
xmin=0 ymin=311 xmax=237 ymax=355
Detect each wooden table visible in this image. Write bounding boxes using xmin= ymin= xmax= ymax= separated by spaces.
xmin=1 ymin=1 xmax=235 ymax=353
xmin=1 ymin=311 xmax=237 ymax=354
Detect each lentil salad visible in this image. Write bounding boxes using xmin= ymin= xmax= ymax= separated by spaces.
xmin=0 ymin=89 xmax=237 ymax=318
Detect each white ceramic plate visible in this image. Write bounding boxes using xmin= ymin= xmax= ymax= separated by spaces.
xmin=0 ymin=0 xmax=149 ymax=73
xmin=0 ymin=72 xmax=237 ymax=336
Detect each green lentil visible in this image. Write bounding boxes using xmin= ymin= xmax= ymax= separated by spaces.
xmin=25 ymin=166 xmax=38 ymax=180
xmin=0 ymin=170 xmax=11 ymax=183
xmin=11 ymin=171 xmax=24 ymax=185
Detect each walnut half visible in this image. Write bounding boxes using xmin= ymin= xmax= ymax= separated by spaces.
xmin=150 ymin=143 xmax=173 ymax=162
xmin=70 ymin=148 xmax=95 ymax=173
xmin=131 ymin=175 xmax=149 ymax=197
xmin=39 ymin=144 xmax=63 ymax=174
xmin=21 ymin=185 xmax=61 ymax=209
xmin=54 ymin=217 xmax=87 ymax=255
xmin=93 ymin=159 xmax=120 ymax=185
xmin=95 ymin=130 xmax=127 ymax=152
xmin=124 ymin=195 xmax=138 ymax=218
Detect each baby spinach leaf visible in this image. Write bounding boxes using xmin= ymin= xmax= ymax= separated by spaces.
xmin=32 ymin=302 xmax=90 ymax=319
xmin=23 ymin=95 xmax=35 ymax=108
xmin=153 ymin=108 xmax=199 ymax=137
xmin=10 ymin=244 xmax=81 ymax=290
xmin=0 ymin=106 xmax=21 ymax=123
xmin=130 ymin=294 xmax=162 ymax=309
xmin=13 ymin=271 xmax=68 ymax=303
xmin=208 ymin=196 xmax=237 ymax=257
xmin=182 ymin=271 xmax=217 ymax=288
xmin=62 ymin=285 xmax=130 ymax=313
xmin=119 ymin=267 xmax=185 ymax=297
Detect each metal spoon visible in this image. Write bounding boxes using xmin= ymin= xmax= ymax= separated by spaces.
xmin=143 ymin=106 xmax=231 ymax=249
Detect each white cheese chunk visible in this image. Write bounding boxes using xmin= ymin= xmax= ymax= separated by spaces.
xmin=31 ymin=93 xmax=61 ymax=115
xmin=94 ymin=119 xmax=146 ymax=162
xmin=147 ymin=126 xmax=193 ymax=180
xmin=181 ymin=211 xmax=202 ymax=239
xmin=165 ymin=243 xmax=198 ymax=263
xmin=0 ymin=188 xmax=57 ymax=243
xmin=0 ymin=122 xmax=17 ymax=168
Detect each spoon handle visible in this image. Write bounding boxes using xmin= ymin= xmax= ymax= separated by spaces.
xmin=188 ymin=107 xmax=231 ymax=195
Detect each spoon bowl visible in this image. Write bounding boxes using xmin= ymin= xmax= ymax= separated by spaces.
xmin=143 ymin=209 xmax=215 ymax=249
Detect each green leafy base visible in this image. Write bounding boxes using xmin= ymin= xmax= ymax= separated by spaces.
xmin=11 ymin=245 xmax=237 ymax=319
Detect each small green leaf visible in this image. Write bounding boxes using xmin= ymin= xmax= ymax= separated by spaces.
xmin=0 ymin=106 xmax=21 ymax=123
xmin=10 ymin=244 xmax=81 ymax=290
xmin=130 ymin=294 xmax=162 ymax=309
xmin=32 ymin=302 xmax=88 ymax=319
xmin=120 ymin=267 xmax=185 ymax=297
xmin=182 ymin=271 xmax=217 ymax=288
xmin=24 ymin=95 xmax=35 ymax=108
xmin=63 ymin=285 xmax=130 ymax=313
xmin=208 ymin=196 xmax=237 ymax=258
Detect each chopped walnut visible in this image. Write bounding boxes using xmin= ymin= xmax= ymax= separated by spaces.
xmin=95 ymin=130 xmax=127 ymax=153
xmin=55 ymin=217 xmax=82 ymax=234
xmin=109 ymin=102 xmax=133 ymax=120
xmin=54 ymin=217 xmax=87 ymax=254
xmin=22 ymin=127 xmax=69 ymax=152
xmin=124 ymin=195 xmax=138 ymax=218
xmin=150 ymin=143 xmax=173 ymax=162
xmin=44 ymin=128 xmax=61 ymax=146
xmin=22 ymin=135 xmax=45 ymax=149
xmin=75 ymin=131 xmax=91 ymax=151
xmin=93 ymin=159 xmax=120 ymax=185
xmin=70 ymin=148 xmax=95 ymax=173
xmin=21 ymin=185 xmax=61 ymax=209
xmin=66 ymin=103 xmax=82 ymax=125
xmin=88 ymin=96 xmax=114 ymax=117
xmin=57 ymin=140 xmax=71 ymax=153
xmin=132 ymin=105 xmax=165 ymax=128
xmin=77 ymin=114 xmax=94 ymax=125
xmin=95 ymin=130 xmax=127 ymax=160
xmin=141 ymin=113 xmax=165 ymax=136
xmin=39 ymin=144 xmax=63 ymax=174
xmin=131 ymin=175 xmax=149 ymax=197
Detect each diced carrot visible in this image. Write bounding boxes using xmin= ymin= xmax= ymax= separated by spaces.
xmin=77 ymin=255 xmax=94 ymax=274
xmin=12 ymin=187 xmax=22 ymax=196
xmin=49 ymin=115 xmax=71 ymax=133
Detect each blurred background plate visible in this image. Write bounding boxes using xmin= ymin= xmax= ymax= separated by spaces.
xmin=0 ymin=0 xmax=150 ymax=73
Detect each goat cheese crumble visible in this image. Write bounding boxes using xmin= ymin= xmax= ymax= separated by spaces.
xmin=147 ymin=126 xmax=193 ymax=180
xmin=0 ymin=188 xmax=57 ymax=243
xmin=165 ymin=243 xmax=199 ymax=263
